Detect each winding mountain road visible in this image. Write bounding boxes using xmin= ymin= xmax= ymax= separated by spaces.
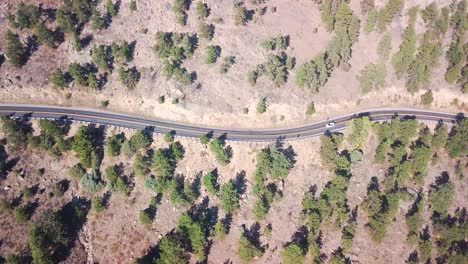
xmin=0 ymin=104 xmax=463 ymax=142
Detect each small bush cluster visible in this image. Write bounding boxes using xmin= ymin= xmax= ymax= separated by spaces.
xmin=173 ymin=0 xmax=190 ymax=25
xmin=220 ymin=56 xmax=236 ymax=74
xmin=357 ymin=63 xmax=386 ymax=94
xmin=252 ymin=144 xmax=293 ymax=220
xmin=260 ymin=35 xmax=289 ymax=51
xmin=249 ymin=52 xmax=293 ymax=87
xmin=209 ymin=138 xmax=230 ymax=165
xmin=155 ymin=32 xmax=197 ymax=85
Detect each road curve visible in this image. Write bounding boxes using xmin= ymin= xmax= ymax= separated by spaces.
xmin=0 ymin=104 xmax=463 ymax=142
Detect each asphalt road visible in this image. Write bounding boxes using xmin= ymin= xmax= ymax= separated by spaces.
xmin=0 ymin=104 xmax=463 ymax=142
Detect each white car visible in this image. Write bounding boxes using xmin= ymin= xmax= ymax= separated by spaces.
xmin=325 ymin=122 xmax=336 ymax=128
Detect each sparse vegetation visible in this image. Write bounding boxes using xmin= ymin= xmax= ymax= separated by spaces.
xmin=420 ymin=90 xmax=434 ymax=105
xmin=0 ymin=1 xmax=466 ymax=263
xmin=118 ymin=67 xmax=140 ymax=90
xmin=173 ymin=0 xmax=190 ymax=25
xmin=357 ymin=63 xmax=386 ymax=94
xmin=206 ymin=45 xmax=221 ymax=64
xmin=306 ymin=101 xmax=315 ymax=116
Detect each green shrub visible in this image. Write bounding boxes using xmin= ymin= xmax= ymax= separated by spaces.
xmin=170 ymin=177 xmax=198 ymax=206
xmin=5 ymin=30 xmax=27 ymax=68
xmin=105 ymin=165 xmax=131 ymax=195
xmin=92 ymin=196 xmax=106 ymax=214
xmin=91 ymin=11 xmax=106 ymax=30
xmin=431 ymin=124 xmax=448 ymax=150
xmin=392 ymin=7 xmax=418 ymax=78
xmin=220 ymin=56 xmax=235 ymax=74
xmin=420 ymin=2 xmax=439 ymax=25
xmin=56 ymin=8 xmax=76 ymax=33
xmin=81 ymin=170 xmax=105 ymax=193
xmin=199 ymin=22 xmax=214 ymax=40
xmin=69 ymin=163 xmax=85 ymax=179
xmin=72 ymin=126 xmax=100 ymax=168
xmin=341 ymin=219 xmax=357 ymax=253
xmin=257 ymin=98 xmax=266 ymax=114
xmin=253 ymin=199 xmax=268 ymax=220
xmin=152 ymin=149 xmax=174 ymax=178
xmin=364 ymin=8 xmax=378 ymax=34
xmin=139 ymin=209 xmax=153 ymax=226
xmin=6 ymin=252 xmax=28 ymax=264
xmin=248 ymin=70 xmax=259 ymax=86
xmin=177 ymin=213 xmax=207 ymax=260
xmin=377 ymin=33 xmax=392 ymax=61
xmin=52 ymin=181 xmax=67 ymax=197
xmin=206 ymin=45 xmax=221 ymax=64
xmin=0 ymin=199 xmax=13 ymax=213
xmin=445 ymin=33 xmax=465 ymax=86
xmin=347 ymin=116 xmax=371 ymax=148
xmin=282 ymin=243 xmax=305 ymax=264
xmin=306 ymin=101 xmax=315 ymax=116
xmin=199 ymin=134 xmax=209 ymax=144
xmin=238 ymin=235 xmax=263 ymax=263
xmin=420 ymin=90 xmax=434 ymax=105
xmin=220 ymin=180 xmax=239 ymax=213
xmin=155 ymin=236 xmax=189 ymax=264
xmin=428 ymin=179 xmax=454 ymax=214
xmin=130 ymin=0 xmax=137 ymax=11
xmin=73 ymin=0 xmax=95 ymax=23
xmin=154 ymin=32 xmax=197 ymax=61
xmin=106 ymin=134 xmax=123 ymax=157
xmin=29 ymin=211 xmax=70 ymax=264
xmin=171 ymin=141 xmax=184 ymax=161
xmin=92 ymin=45 xmax=113 ymax=71
xmin=174 ymin=0 xmax=189 ymax=25
xmin=164 ymin=132 xmax=175 ymax=143
xmin=202 ymin=172 xmax=218 ymax=195
xmin=111 ymin=41 xmax=132 ymax=64
xmin=133 ymin=153 xmax=150 ymax=176
xmin=68 ymin=63 xmax=89 ymax=86
xmin=357 ymin=63 xmax=386 ymax=94
xmin=14 ymin=206 xmax=31 ymax=223
xmin=446 ymin=119 xmax=468 ymax=158
xmin=376 ymin=0 xmax=404 ymax=32
xmin=234 ymin=4 xmax=248 ymax=26
xmin=14 ymin=2 xmax=41 ymax=29
xmin=326 ymin=3 xmax=360 ymax=68
xmin=296 ymin=53 xmax=331 ymax=92
xmin=261 ymin=36 xmax=288 ymax=51
xmin=406 ymin=31 xmax=442 ymax=93
xmin=350 ymin=149 xmax=363 ymax=164
xmin=118 ymin=67 xmax=140 ymax=89
xmin=209 ymin=139 xmax=230 ymax=165
xmin=214 ymin=221 xmax=227 ymax=239
xmin=196 ymin=1 xmax=209 ymax=19
xmin=106 ymin=0 xmax=118 ymax=17
xmin=71 ymin=32 xmax=83 ymax=51
xmin=162 ymin=61 xmax=193 ymax=85
xmin=50 ymin=69 xmax=70 ymax=88
xmin=35 ymin=23 xmax=56 ymax=48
